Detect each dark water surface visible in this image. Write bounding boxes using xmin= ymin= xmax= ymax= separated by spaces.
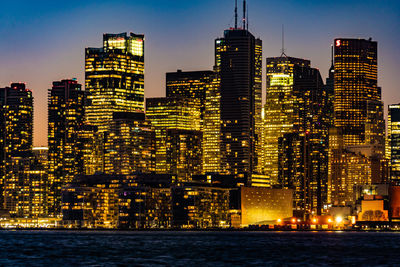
xmin=0 ymin=231 xmax=398 ymax=266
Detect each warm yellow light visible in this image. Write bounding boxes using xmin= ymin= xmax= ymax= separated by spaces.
xmin=312 ymin=218 xmax=318 ymax=224
xmin=291 ymin=218 xmax=296 ymax=224
xmin=335 ymin=216 xmax=343 ymax=224
xmin=277 ymin=218 xmax=282 ymax=224
xmin=328 ymin=218 xmax=333 ymax=223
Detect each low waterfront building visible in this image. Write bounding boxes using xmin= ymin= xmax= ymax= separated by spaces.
xmin=240 ymin=187 xmax=293 ymax=227
xmin=61 ymin=173 xmax=173 ymax=229
xmin=171 ymin=182 xmax=231 ymax=228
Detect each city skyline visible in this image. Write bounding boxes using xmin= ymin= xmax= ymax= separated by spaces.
xmin=1 ymin=0 xmax=399 ymax=146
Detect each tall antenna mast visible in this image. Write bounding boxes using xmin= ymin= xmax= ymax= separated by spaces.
xmin=234 ymin=0 xmax=238 ymax=29
xmin=243 ymin=0 xmax=246 ymax=29
xmin=331 ymin=44 xmax=334 ymax=66
xmin=281 ymin=24 xmax=287 ymax=57
xmin=246 ymin=2 xmax=249 ymax=30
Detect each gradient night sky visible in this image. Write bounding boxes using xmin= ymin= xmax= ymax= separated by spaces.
xmin=1 ymin=0 xmax=399 ymax=146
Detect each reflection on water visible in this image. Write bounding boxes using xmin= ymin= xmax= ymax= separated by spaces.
xmin=0 ymin=231 xmax=398 ymax=266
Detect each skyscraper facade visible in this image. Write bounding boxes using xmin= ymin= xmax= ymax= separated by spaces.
xmin=165 ymin=69 xmax=221 ymax=173
xmin=203 ymin=74 xmax=222 ymax=173
xmin=329 ymin=38 xmax=386 ymax=205
xmin=103 ymin=112 xmax=155 ymax=175
xmin=166 ymin=129 xmax=202 ymax=182
xmin=48 ymin=79 xmax=85 ymax=216
xmin=333 ymin=38 xmax=384 ymax=146
xmin=263 ymin=57 xmax=310 ymax=184
xmin=215 ymin=26 xmax=262 ymax=180
xmin=146 ymin=97 xmax=201 ymax=176
xmin=263 ymin=56 xmax=329 ymax=215
xmin=166 ymin=70 xmax=213 ymax=114
xmin=388 ymin=104 xmax=400 ymax=181
xmin=85 ymin=32 xmax=145 ymax=132
xmin=0 ymin=83 xmax=33 ymax=215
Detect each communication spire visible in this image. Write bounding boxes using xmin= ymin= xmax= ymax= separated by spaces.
xmin=331 ymin=44 xmax=334 ymax=67
xmin=246 ymin=2 xmax=249 ymax=30
xmin=243 ymin=0 xmax=246 ymax=29
xmin=281 ymin=24 xmax=287 ymax=57
xmin=235 ymin=0 xmax=238 ymax=29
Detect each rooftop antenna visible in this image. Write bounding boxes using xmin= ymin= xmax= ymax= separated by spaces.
xmin=281 ymin=24 xmax=287 ymax=57
xmin=246 ymin=2 xmax=249 ymax=30
xmin=234 ymin=0 xmax=238 ymax=29
xmin=243 ymin=0 xmax=246 ymax=29
xmin=331 ymin=44 xmax=334 ymax=67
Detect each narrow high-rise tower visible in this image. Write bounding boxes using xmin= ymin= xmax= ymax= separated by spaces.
xmin=388 ymin=104 xmax=400 ymax=181
xmin=0 ymin=83 xmax=33 ymax=215
xmin=215 ymin=1 xmax=262 ymax=181
xmin=48 ymin=79 xmax=85 ymax=216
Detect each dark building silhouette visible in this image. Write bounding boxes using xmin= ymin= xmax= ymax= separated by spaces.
xmin=215 ymin=9 xmax=262 ymax=180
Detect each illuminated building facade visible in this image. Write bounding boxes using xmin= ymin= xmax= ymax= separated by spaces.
xmin=166 ymin=70 xmax=221 ymax=173
xmin=388 ymin=104 xmax=400 ymax=181
xmin=171 ymin=183 xmax=230 ymax=228
xmin=146 ymin=97 xmax=201 ymax=174
xmin=325 ymin=46 xmax=335 ymax=128
xmin=203 ymin=74 xmax=222 ymax=173
xmin=0 ymin=83 xmax=33 ymax=215
xmin=166 ymin=129 xmax=202 ymax=182
xmin=18 ymin=150 xmax=48 ymax=218
xmin=62 ymin=173 xmax=173 ymax=229
xmin=119 ymin=174 xmax=173 ymax=229
xmin=327 ymin=128 xmax=387 ymax=205
xmin=166 ymin=70 xmax=213 ymax=116
xmin=48 ymin=79 xmax=85 ymax=217
xmin=333 ymin=38 xmax=384 ymax=146
xmin=263 ymin=57 xmax=310 ymax=184
xmin=103 ymin=112 xmax=155 ymax=175
xmin=77 ymin=124 xmax=104 ymax=175
xmin=62 ymin=174 xmax=122 ymax=229
xmin=85 ymin=32 xmax=144 ymax=132
xmin=329 ymin=38 xmax=386 ymax=205
xmin=215 ymin=26 xmax=262 ymax=180
xmin=263 ymin=57 xmax=329 ymax=215
xmin=240 ymin=187 xmax=293 ymax=226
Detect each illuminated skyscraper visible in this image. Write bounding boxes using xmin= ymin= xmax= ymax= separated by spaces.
xmin=166 ymin=129 xmax=202 ymax=182
xmin=48 ymin=79 xmax=85 ymax=216
xmin=19 ymin=147 xmax=49 ymax=218
xmin=165 ymin=70 xmax=221 ymax=173
xmin=215 ymin=13 xmax=262 ymax=180
xmin=329 ymin=38 xmax=386 ymax=205
xmin=263 ymin=57 xmax=310 ymax=184
xmin=77 ymin=125 xmax=104 ymax=175
xmin=166 ymin=70 xmax=213 ymax=114
xmin=263 ymin=56 xmax=329 ymax=215
xmin=0 ymin=83 xmax=33 ymax=214
xmin=103 ymin=112 xmax=155 ymax=175
xmin=388 ymin=104 xmax=400 ymax=181
xmin=203 ymin=75 xmax=222 ymax=173
xmin=333 ymin=38 xmax=384 ymax=146
xmin=146 ymin=97 xmax=201 ymax=178
xmin=85 ymin=32 xmax=144 ymax=132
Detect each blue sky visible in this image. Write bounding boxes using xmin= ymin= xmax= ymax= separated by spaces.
xmin=0 ymin=0 xmax=399 ymax=145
